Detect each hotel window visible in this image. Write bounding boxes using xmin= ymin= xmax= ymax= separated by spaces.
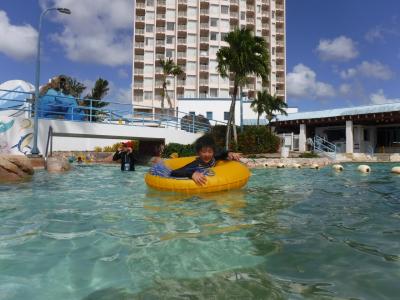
xmin=272 ymin=11 xmax=275 ymax=18
xmin=146 ymin=0 xmax=154 ymax=6
xmin=187 ymin=34 xmax=197 ymax=44
xmin=166 ymin=36 xmax=174 ymax=44
xmin=146 ymin=24 xmax=154 ymax=32
xmin=210 ymin=88 xmax=218 ymax=97
xmin=209 ymin=60 xmax=218 ymax=71
xmin=188 ymin=0 xmax=196 ymax=5
xmin=188 ymin=21 xmax=197 ymax=31
xmin=145 ymin=37 xmax=154 ymax=46
xmin=220 ymin=20 xmax=229 ymax=31
xmin=272 ymin=47 xmax=275 ymax=55
xmin=210 ymin=74 xmax=218 ymax=83
xmin=187 ymin=48 xmax=196 ymax=57
xmin=167 ymin=22 xmax=175 ymax=31
xmin=144 ymin=51 xmax=153 ymax=61
xmin=257 ymin=5 xmax=261 ymax=13
xmin=186 ymin=62 xmax=197 ymax=72
xmin=186 ymin=76 xmax=196 ymax=86
xmin=210 ymin=18 xmax=218 ymax=27
xmin=221 ymin=5 xmax=229 ymax=14
xmin=188 ymin=7 xmax=197 ymax=16
xmin=166 ymin=49 xmax=174 ymax=58
xmin=146 ymin=12 xmax=155 ymax=21
xmin=166 ymin=0 xmax=175 ymax=6
xmin=210 ymin=5 xmax=219 ymax=15
xmin=166 ymin=10 xmax=175 ymax=19
xmin=206 ymin=112 xmax=213 ymax=120
xmin=241 ymin=12 xmax=246 ymax=20
xmin=224 ymin=112 xmax=229 ymax=121
xmin=209 ymin=46 xmax=218 ymax=57
xmin=221 ymin=32 xmax=228 ymax=41
xmin=144 ymin=78 xmax=153 ymax=87
xmin=210 ymin=32 xmax=218 ymax=41
xmin=189 ymin=111 xmax=195 ymax=116
xmin=144 ymin=92 xmax=152 ymax=100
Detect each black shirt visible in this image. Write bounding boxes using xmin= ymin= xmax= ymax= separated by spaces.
xmin=170 ymin=151 xmax=228 ymax=178
xmin=112 ymin=151 xmax=136 ymax=171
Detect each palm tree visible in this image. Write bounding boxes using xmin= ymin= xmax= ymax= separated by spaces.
xmin=251 ymin=91 xmax=268 ymax=126
xmin=217 ymin=28 xmax=269 ymax=149
xmin=263 ymin=92 xmax=288 ymax=132
xmin=159 ymin=58 xmax=184 ymax=116
xmin=82 ymin=78 xmax=110 ymax=121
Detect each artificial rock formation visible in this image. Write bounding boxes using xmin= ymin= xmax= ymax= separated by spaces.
xmin=0 ymin=155 xmax=34 ymax=182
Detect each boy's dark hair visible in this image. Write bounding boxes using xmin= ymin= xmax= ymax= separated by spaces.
xmin=195 ymin=134 xmax=216 ymax=152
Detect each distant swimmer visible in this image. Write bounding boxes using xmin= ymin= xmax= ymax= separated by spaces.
xmin=113 ymin=141 xmax=136 ymax=171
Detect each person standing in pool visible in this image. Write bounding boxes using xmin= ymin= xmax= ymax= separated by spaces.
xmin=151 ymin=135 xmax=241 ymax=185
xmin=113 ymin=141 xmax=136 ymax=171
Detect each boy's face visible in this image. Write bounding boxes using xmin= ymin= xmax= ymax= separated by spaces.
xmin=198 ymin=146 xmax=214 ymax=163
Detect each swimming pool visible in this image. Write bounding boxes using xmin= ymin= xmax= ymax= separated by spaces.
xmin=0 ymin=163 xmax=399 ymax=299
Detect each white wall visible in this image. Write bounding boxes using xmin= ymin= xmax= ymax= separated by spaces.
xmin=178 ymin=99 xmax=298 ymax=124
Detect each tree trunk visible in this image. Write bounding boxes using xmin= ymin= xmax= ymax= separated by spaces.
xmin=257 ymin=114 xmax=260 ymax=126
xmin=225 ymin=84 xmax=238 ymax=150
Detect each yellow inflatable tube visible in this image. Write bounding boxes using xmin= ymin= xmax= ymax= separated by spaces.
xmin=145 ymin=156 xmax=251 ymax=194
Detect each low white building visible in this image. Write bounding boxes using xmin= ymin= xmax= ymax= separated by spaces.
xmin=271 ymin=103 xmax=400 ymax=155
xmin=178 ymin=97 xmax=298 ymax=125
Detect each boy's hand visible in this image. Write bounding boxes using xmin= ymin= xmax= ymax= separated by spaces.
xmin=127 ymin=147 xmax=133 ymax=153
xmin=228 ymin=152 xmax=241 ymax=161
xmin=192 ymin=171 xmax=207 ymax=185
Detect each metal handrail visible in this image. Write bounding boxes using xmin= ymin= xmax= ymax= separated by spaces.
xmin=0 ymin=89 xmax=227 ymax=133
xmin=44 ymin=126 xmax=53 ymax=159
xmin=314 ymin=135 xmax=336 ymax=160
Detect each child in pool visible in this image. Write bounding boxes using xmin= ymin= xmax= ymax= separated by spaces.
xmin=151 ymin=135 xmax=241 ymax=185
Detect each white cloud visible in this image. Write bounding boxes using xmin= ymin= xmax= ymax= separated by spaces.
xmin=39 ymin=0 xmax=133 ymax=66
xmin=0 ymin=10 xmax=38 ymax=60
xmin=365 ymin=26 xmax=385 ymax=43
xmin=339 ymin=83 xmax=352 ymax=95
xmin=340 ymin=61 xmax=394 ymax=80
xmin=117 ymin=68 xmax=129 ymax=78
xmin=316 ymin=36 xmax=359 ymax=62
xmin=287 ymin=64 xmax=335 ymax=99
xmin=370 ymin=89 xmax=400 ymax=105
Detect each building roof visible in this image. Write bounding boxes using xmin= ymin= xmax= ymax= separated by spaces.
xmin=272 ymin=102 xmax=400 ymax=123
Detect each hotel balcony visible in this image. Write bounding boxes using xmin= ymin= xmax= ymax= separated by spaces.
xmin=230 ymin=12 xmax=239 ymax=19
xmin=276 ymin=28 xmax=285 ymax=36
xmin=135 ymin=15 xmax=145 ymax=24
xmin=276 ymin=4 xmax=284 ymax=11
xmin=157 ymin=0 xmax=166 ymax=7
xmin=276 ymin=76 xmax=285 ymax=84
xmin=177 ymin=38 xmax=187 ymax=45
xmin=136 ymin=2 xmax=145 ymax=9
xmin=276 ymin=40 xmax=285 ymax=47
xmin=276 ymin=16 xmax=285 ymax=23
xmin=134 ymin=69 xmax=144 ymax=76
xmin=133 ymin=96 xmax=143 ymax=102
xmin=200 ymin=36 xmax=208 ymax=44
xmin=136 ymin=28 xmax=145 ymax=35
xmin=247 ymin=5 xmax=255 ymax=11
xmin=156 ymin=53 xmax=165 ymax=60
xmin=134 ymin=81 xmax=144 ymax=89
xmin=178 ymin=11 xmax=187 ymax=18
xmin=134 ymin=42 xmax=144 ymax=49
xmin=177 ymin=25 xmax=187 ymax=32
xmin=276 ymin=52 xmax=285 ymax=59
xmin=135 ymin=55 xmax=144 ymax=62
xmin=230 ymin=18 xmax=239 ymax=25
xmin=199 ymin=64 xmax=209 ymax=72
xmin=178 ymin=0 xmax=187 ymax=8
xmin=247 ymin=17 xmax=255 ymax=24
xmin=199 ymin=77 xmax=208 ymax=85
xmin=231 ymin=0 xmax=239 ymax=5
xmin=276 ymin=64 xmax=285 ymax=72
xmin=156 ymin=13 xmax=166 ymax=20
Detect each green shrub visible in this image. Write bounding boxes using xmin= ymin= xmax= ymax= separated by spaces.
xmin=211 ymin=125 xmax=280 ymax=154
xmin=162 ymin=143 xmax=196 ymax=158
xmin=94 ymin=146 xmax=102 ymax=152
xmin=299 ymin=152 xmax=319 ymax=158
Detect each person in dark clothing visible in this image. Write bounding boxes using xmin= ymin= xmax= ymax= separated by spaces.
xmin=150 ymin=135 xmax=241 ymax=185
xmin=113 ymin=141 xmax=136 ymax=171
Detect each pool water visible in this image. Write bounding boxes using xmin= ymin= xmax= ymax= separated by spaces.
xmin=0 ymin=163 xmax=399 ymax=299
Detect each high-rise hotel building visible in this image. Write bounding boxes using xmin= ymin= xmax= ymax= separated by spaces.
xmin=132 ymin=0 xmax=286 ymax=114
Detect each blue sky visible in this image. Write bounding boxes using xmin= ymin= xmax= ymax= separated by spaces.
xmin=0 ymin=0 xmax=399 ymax=111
